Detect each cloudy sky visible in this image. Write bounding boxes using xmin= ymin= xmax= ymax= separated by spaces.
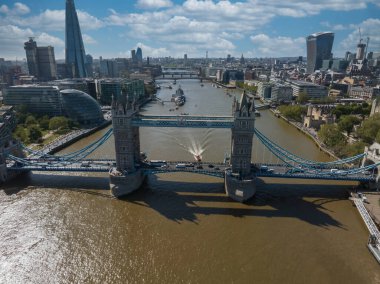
xmin=0 ymin=0 xmax=379 ymax=60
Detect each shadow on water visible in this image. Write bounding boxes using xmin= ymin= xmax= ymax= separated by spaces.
xmin=2 ymin=172 xmax=349 ymax=229
xmin=123 ymin=175 xmax=349 ymax=229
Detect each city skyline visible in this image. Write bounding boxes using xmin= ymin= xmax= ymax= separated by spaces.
xmin=0 ymin=0 xmax=379 ymax=60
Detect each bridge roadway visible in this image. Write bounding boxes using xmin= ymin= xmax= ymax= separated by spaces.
xmin=6 ymin=159 xmax=376 ymax=182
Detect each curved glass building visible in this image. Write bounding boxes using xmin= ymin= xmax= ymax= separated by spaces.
xmin=306 ymin=32 xmax=334 ymax=73
xmin=60 ymin=89 xmax=104 ymax=125
xmin=61 ymin=89 xmax=104 ymax=125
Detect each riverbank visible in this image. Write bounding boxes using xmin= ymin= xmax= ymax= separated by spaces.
xmin=33 ymin=119 xmax=111 ymax=156
xmin=270 ymin=108 xmax=340 ymax=160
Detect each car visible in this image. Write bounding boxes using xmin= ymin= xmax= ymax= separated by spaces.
xmin=208 ymin=164 xmax=214 ymax=168
xmin=176 ymin=163 xmax=186 ymax=168
xmin=260 ymin=165 xmax=268 ymax=171
xmin=267 ymin=169 xmax=275 ymax=174
xmin=196 ymin=165 xmax=203 ymax=169
xmin=185 ymin=163 xmax=194 ymax=167
xmin=335 ymin=170 xmax=347 ymax=176
xmin=215 ymin=167 xmax=220 ymax=170
xmin=286 ymin=167 xmax=304 ymax=174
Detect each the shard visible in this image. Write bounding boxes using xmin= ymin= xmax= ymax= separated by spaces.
xmin=65 ymin=0 xmax=87 ymax=78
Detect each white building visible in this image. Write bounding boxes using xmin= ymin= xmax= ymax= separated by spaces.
xmin=287 ymin=80 xmax=328 ymax=100
xmin=271 ymin=84 xmax=293 ymax=102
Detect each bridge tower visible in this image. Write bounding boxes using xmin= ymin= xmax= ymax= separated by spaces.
xmin=109 ymin=95 xmax=145 ymax=197
xmin=225 ymin=91 xmax=256 ymax=202
xmin=362 ymin=143 xmax=380 ymax=190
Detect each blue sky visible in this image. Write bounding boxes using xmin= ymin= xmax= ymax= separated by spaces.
xmin=0 ymin=0 xmax=379 ymax=60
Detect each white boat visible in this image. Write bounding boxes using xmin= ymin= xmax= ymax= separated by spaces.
xmin=194 ymin=154 xmax=202 ymax=162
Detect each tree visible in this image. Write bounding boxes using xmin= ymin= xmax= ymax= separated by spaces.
xmin=278 ymin=105 xmax=307 ymax=122
xmin=338 ymin=141 xmax=368 ymax=158
xmin=28 ymin=125 xmax=42 ymax=143
xmin=356 ymin=114 xmax=380 ymax=144
xmin=318 ymin=124 xmax=346 ymax=148
xmin=337 ymin=115 xmax=361 ymax=135
xmin=25 ymin=115 xmax=37 ymax=126
xmin=49 ymin=116 xmax=69 ymax=130
xmin=39 ymin=115 xmax=50 ymax=130
xmin=13 ymin=125 xmax=29 ymax=144
xmin=296 ymin=92 xmax=309 ymax=104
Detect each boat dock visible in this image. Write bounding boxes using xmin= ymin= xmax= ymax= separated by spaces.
xmin=351 ymin=193 xmax=380 ymax=263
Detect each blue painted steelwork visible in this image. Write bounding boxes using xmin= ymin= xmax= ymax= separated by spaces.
xmin=5 ymin=124 xmax=379 ymax=183
xmin=132 ymin=117 xmax=234 ymax=128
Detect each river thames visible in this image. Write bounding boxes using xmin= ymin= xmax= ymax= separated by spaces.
xmin=1 ymin=79 xmax=379 ymax=283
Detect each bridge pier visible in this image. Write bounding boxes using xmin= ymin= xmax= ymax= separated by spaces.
xmin=225 ymin=91 xmax=256 ymax=202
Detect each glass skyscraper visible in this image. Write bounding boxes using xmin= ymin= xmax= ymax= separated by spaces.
xmin=65 ymin=0 xmax=87 ymax=78
xmin=306 ymin=32 xmax=334 ymax=73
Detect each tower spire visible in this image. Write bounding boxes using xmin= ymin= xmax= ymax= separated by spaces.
xmin=65 ymin=0 xmax=87 ymax=78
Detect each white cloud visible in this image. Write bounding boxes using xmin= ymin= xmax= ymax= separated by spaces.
xmin=250 ymin=34 xmax=305 ymax=57
xmin=341 ymin=18 xmax=380 ymax=52
xmin=321 ymin=21 xmax=347 ymax=31
xmin=1 ymin=8 xmax=104 ymax=32
xmin=0 ymin=5 xmax=9 ymax=14
xmin=13 ymin=2 xmax=30 ymax=15
xmin=0 ymin=25 xmax=63 ymax=59
xmin=136 ymin=0 xmax=173 ymax=9
xmin=36 ymin=33 xmax=64 ymax=47
xmin=83 ymin=34 xmax=97 ymax=44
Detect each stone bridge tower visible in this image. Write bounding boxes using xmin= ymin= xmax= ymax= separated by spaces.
xmin=225 ymin=91 xmax=256 ymax=202
xmin=231 ymin=91 xmax=255 ymax=176
xmin=362 ymin=143 xmax=380 ymax=190
xmin=109 ymin=95 xmax=144 ymax=197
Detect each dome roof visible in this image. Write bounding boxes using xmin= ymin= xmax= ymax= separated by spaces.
xmin=60 ymin=89 xmax=103 ymax=125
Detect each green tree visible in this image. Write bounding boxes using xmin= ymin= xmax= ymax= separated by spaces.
xmin=278 ymin=105 xmax=307 ymax=122
xmin=318 ymin=124 xmax=346 ymax=148
xmin=49 ymin=116 xmax=69 ymax=131
xmin=15 ymin=105 xmax=29 ymax=124
xmin=13 ymin=125 xmax=29 ymax=144
xmin=28 ymin=125 xmax=42 ymax=143
xmin=296 ymin=92 xmax=309 ymax=104
xmin=337 ymin=115 xmax=361 ymax=135
xmin=356 ymin=114 xmax=380 ymax=144
xmin=338 ymin=141 xmax=368 ymax=158
xmin=39 ymin=115 xmax=50 ymax=130
xmin=25 ymin=115 xmax=37 ymax=126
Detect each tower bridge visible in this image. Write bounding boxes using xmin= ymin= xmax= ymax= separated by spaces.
xmin=2 ymin=91 xmax=380 ymax=201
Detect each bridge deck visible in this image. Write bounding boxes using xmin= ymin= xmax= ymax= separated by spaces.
xmin=6 ymin=160 xmax=376 ymax=182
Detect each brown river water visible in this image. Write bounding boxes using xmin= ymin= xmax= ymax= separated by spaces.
xmin=1 ymin=80 xmax=379 ymax=283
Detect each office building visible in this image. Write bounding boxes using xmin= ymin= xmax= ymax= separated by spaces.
xmin=85 ymin=54 xmax=94 ymax=77
xmin=288 ymin=80 xmax=328 ymax=100
xmin=271 ymin=84 xmax=293 ymax=102
xmin=65 ymin=0 xmax=87 ymax=78
xmin=98 ymin=79 xmax=145 ymax=105
xmin=3 ymin=86 xmax=62 ymax=116
xmin=3 ymin=85 xmax=103 ymax=125
xmin=131 ymin=50 xmax=136 ymax=63
xmin=136 ymin=47 xmax=143 ymax=63
xmin=24 ymin=38 xmax=39 ymax=77
xmin=24 ymin=38 xmax=57 ymax=81
xmin=257 ymin=82 xmax=274 ymax=100
xmin=306 ymin=32 xmax=334 ymax=73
